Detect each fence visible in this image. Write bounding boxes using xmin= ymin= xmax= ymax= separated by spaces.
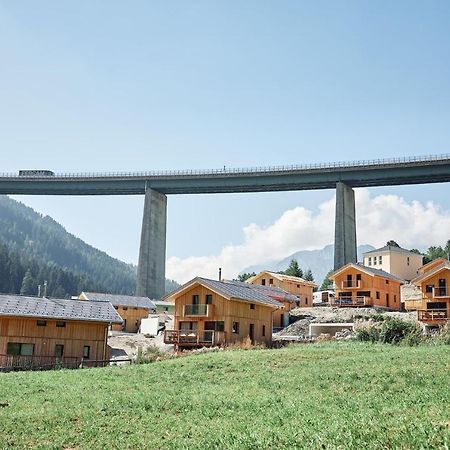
xmin=0 ymin=354 xmax=132 ymax=372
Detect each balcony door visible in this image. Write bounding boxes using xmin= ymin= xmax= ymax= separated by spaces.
xmin=438 ymin=279 xmax=446 ymax=297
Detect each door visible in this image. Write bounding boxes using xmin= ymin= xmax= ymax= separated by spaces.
xmin=438 ymin=279 xmax=446 ymax=297
xmin=346 ymin=274 xmax=352 ymax=288
xmin=249 ymin=324 xmax=255 ymax=344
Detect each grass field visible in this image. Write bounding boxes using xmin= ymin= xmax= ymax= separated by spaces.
xmin=0 ymin=342 xmax=449 ymax=449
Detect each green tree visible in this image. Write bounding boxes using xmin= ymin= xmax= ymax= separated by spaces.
xmin=236 ymin=272 xmax=256 ymax=282
xmin=320 ymin=269 xmax=334 ymax=290
xmin=284 ymin=259 xmax=303 ymax=278
xmin=20 ymin=269 xmax=36 ymax=296
xmin=304 ymin=269 xmax=314 ymax=282
xmin=386 ymin=240 xmax=400 ymax=248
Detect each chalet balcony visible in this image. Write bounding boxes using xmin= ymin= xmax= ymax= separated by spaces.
xmin=433 ymin=287 xmax=450 ymax=298
xmin=418 ymin=309 xmax=448 ymax=323
xmin=341 ymin=280 xmax=361 ymax=289
xmin=164 ymin=330 xmax=225 ymax=347
xmin=183 ymin=304 xmax=214 ymax=317
xmin=331 ymin=296 xmax=373 ymax=307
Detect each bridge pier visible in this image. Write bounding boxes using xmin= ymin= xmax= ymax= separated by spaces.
xmin=334 ymin=182 xmax=357 ymax=270
xmin=136 ymin=188 xmax=167 ymax=299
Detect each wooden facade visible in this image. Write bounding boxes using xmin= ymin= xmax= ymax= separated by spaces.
xmin=164 ymin=280 xmax=279 ymax=348
xmin=0 ymin=317 xmax=111 ymax=364
xmin=247 ymin=271 xmax=317 ymax=307
xmin=329 ymin=264 xmax=402 ymax=310
xmin=412 ymin=259 xmax=450 ymax=325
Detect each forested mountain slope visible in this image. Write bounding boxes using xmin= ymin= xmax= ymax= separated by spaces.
xmin=0 ymin=196 xmax=178 ymax=298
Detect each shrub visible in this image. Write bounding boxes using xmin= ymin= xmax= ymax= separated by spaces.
xmin=135 ymin=346 xmax=164 ymax=364
xmin=433 ymin=323 xmax=450 ymax=345
xmin=379 ymin=319 xmax=421 ymax=345
xmin=356 ymin=326 xmax=380 ymax=343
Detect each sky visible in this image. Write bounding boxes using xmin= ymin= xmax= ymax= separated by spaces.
xmin=0 ymin=1 xmax=449 ymax=283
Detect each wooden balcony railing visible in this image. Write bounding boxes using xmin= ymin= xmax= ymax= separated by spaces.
xmin=331 ymin=296 xmax=373 ymax=307
xmin=418 ymin=309 xmax=448 ymax=322
xmin=164 ymin=330 xmax=225 ymax=346
xmin=433 ymin=287 xmax=450 ymax=298
xmin=183 ymin=304 xmax=214 ymax=317
xmin=341 ymin=280 xmax=361 ymax=289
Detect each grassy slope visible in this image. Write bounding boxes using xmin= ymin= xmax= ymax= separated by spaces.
xmin=0 ymin=343 xmax=449 ymax=450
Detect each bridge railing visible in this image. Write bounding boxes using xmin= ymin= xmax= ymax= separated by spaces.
xmin=1 ymin=153 xmax=449 ymax=179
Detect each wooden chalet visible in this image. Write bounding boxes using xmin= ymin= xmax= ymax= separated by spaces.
xmin=164 ymin=277 xmax=281 ymax=349
xmin=0 ymin=294 xmax=122 ymax=370
xmin=79 ymin=292 xmax=156 ymax=333
xmin=329 ymin=263 xmax=404 ymax=310
xmin=246 ymin=271 xmax=318 ymax=307
xmin=411 ymin=258 xmax=450 ymax=325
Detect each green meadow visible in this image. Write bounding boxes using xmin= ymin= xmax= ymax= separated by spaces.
xmin=0 ymin=342 xmax=449 ymax=449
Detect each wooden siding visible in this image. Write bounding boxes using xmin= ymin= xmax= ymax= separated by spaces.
xmin=249 ymin=272 xmax=314 ymax=307
xmin=0 ymin=317 xmax=109 ymax=360
xmin=111 ymin=306 xmax=149 ymax=333
xmin=170 ymin=284 xmax=275 ymax=347
xmin=331 ymin=267 xmax=402 ymax=310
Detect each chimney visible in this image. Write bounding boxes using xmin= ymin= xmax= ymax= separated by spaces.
xmin=218 ymin=268 xmax=222 ymax=281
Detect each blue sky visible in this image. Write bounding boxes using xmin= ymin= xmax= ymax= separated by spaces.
xmin=1 ymin=1 xmax=449 ymax=277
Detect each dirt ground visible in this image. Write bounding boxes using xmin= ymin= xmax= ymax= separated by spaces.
xmin=108 ymin=316 xmax=174 ymax=359
xmin=276 ymin=306 xmax=417 ymax=337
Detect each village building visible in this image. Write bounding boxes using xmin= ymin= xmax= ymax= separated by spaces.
xmin=363 ymin=244 xmax=423 ymax=282
xmin=329 ymin=263 xmax=404 ymax=310
xmin=411 ymin=258 xmax=450 ymax=325
xmin=79 ymin=292 xmax=156 ymax=333
xmin=246 ymin=271 xmax=318 ymax=307
xmin=164 ymin=277 xmax=281 ymax=349
xmin=0 ymin=294 xmax=122 ymax=370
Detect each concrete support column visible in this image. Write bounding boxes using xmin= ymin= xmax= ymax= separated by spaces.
xmin=136 ymin=188 xmax=167 ymax=299
xmin=334 ymin=182 xmax=357 ymax=270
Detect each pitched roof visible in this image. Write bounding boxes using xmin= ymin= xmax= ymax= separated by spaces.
xmin=81 ymin=292 xmax=156 ymax=310
xmin=164 ymin=277 xmax=282 ymax=308
xmin=246 ymin=271 xmax=318 ymax=287
xmin=330 ymin=263 xmax=405 ymax=283
xmin=417 ymin=257 xmax=448 ymax=274
xmin=244 ymin=283 xmax=300 ymax=303
xmin=363 ymin=245 xmax=420 ymax=256
xmin=0 ymin=295 xmax=123 ymax=323
xmin=411 ymin=259 xmax=450 ymax=284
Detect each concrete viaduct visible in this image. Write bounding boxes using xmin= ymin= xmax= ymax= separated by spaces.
xmin=1 ymin=154 xmax=449 ymax=299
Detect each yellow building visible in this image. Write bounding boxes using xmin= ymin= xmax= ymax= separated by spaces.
xmin=246 ymin=271 xmax=317 ymax=307
xmin=411 ymin=258 xmax=450 ymax=325
xmin=79 ymin=292 xmax=156 ymax=333
xmin=363 ymin=245 xmax=423 ymax=282
xmin=164 ymin=277 xmax=281 ymax=349
xmin=329 ymin=263 xmax=403 ymax=310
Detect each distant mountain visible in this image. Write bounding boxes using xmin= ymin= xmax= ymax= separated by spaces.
xmin=0 ymin=196 xmax=179 ymax=298
xmin=243 ymin=244 xmax=375 ymax=286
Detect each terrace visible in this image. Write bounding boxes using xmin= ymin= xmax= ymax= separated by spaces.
xmin=164 ymin=330 xmax=225 ymax=347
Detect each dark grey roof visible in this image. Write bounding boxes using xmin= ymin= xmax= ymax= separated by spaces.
xmin=234 ymin=282 xmax=300 ymax=303
xmin=0 ymin=295 xmax=123 ymax=323
xmin=356 ymin=264 xmax=405 ymax=283
xmin=81 ymin=292 xmax=156 ymax=310
xmin=363 ymin=245 xmax=418 ymax=256
xmin=189 ymin=278 xmax=281 ymax=308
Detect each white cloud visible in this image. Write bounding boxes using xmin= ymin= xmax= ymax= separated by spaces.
xmin=166 ymin=189 xmax=450 ymax=284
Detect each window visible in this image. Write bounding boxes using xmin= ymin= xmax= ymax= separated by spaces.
xmin=373 ymin=258 xmax=377 ymax=265
xmin=262 ymin=325 xmax=266 ymax=337
xmin=180 ymin=321 xmax=197 ymax=331
xmin=356 ymin=274 xmax=361 ymax=281
xmin=114 ymin=306 xmax=118 ymax=310
xmin=122 ymin=307 xmax=128 ymax=311
xmin=261 ymin=279 xmax=266 ymax=286
xmin=394 ymin=295 xmax=397 ymax=302
xmin=205 ymin=294 xmax=213 ymax=305
xmin=269 ymin=278 xmax=273 ymax=285
xmin=37 ymin=320 xmax=47 ymax=327
xmin=192 ymin=295 xmax=199 ymax=304
xmin=407 ymin=257 xmax=410 ymax=266
xmin=56 ymin=321 xmax=66 ymax=328
xmin=305 ymin=297 xmax=308 ymax=305
xmin=296 ymin=284 xmax=300 ymax=288
xmin=55 ymin=344 xmax=64 ymax=358
xmin=83 ymin=346 xmax=90 ymax=359
xmin=379 ymin=256 xmax=382 ymax=264
xmin=250 ymin=303 xmax=255 ymax=310
xmin=232 ymin=322 xmax=239 ymax=334
xmin=368 ymin=257 xmax=372 ymax=266
xmin=215 ymin=321 xmax=225 ymax=332
xmin=425 ymin=284 xmax=434 ymax=293
xmin=386 ymin=280 xmax=389 ymax=284
xmin=7 ymin=343 xmax=34 ymax=356
xmin=376 ymin=291 xmax=380 ymax=300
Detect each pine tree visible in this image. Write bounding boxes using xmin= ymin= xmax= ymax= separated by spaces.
xmin=20 ymin=269 xmax=37 ymax=296
xmin=284 ymin=259 xmax=303 ymax=278
xmin=304 ymin=269 xmax=314 ymax=282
